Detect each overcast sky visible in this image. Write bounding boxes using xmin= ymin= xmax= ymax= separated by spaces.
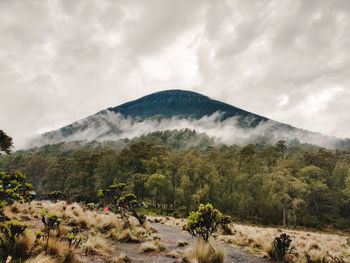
xmin=1 ymin=0 xmax=350 ymax=148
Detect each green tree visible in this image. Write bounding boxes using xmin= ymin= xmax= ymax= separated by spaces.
xmin=0 ymin=171 xmax=33 ymax=218
xmin=48 ymin=191 xmax=63 ymax=203
xmin=0 ymin=130 xmax=13 ymax=155
xmin=146 ymin=173 xmax=169 ymax=215
xmin=299 ymin=166 xmax=328 ymax=220
xmin=276 ymin=140 xmax=287 ymax=159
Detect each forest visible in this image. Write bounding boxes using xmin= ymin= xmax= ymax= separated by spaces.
xmin=1 ymin=129 xmax=350 ymax=230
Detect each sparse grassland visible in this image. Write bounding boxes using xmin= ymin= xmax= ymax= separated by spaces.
xmin=1 ymin=201 xmax=163 ymax=263
xmin=3 ymin=201 xmax=350 ymax=263
xmin=148 ymin=215 xmax=350 ymax=263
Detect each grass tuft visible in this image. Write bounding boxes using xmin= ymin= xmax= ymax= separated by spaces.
xmin=24 ymin=254 xmax=57 ymax=263
xmin=183 ymin=240 xmax=225 ymax=263
xmin=140 ymin=242 xmax=158 ymax=253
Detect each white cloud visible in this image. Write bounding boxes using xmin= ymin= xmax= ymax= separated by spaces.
xmin=278 ymin=94 xmax=289 ymax=107
xmin=297 ymin=86 xmax=343 ymax=117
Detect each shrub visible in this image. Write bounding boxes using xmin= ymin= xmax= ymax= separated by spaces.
xmin=65 ymin=232 xmax=83 ymax=261
xmin=186 ymin=203 xmax=222 ymax=242
xmin=220 ymin=215 xmax=232 ymax=235
xmin=173 ymin=206 xmax=187 ymax=218
xmin=270 ymin=233 xmax=298 ymax=261
xmin=177 ymin=240 xmax=189 ymax=247
xmin=140 ymin=242 xmax=157 ymax=253
xmin=41 ymin=210 xmax=62 ymax=251
xmin=0 ymin=220 xmax=27 ymax=258
xmin=81 ymin=235 xmax=112 ymax=256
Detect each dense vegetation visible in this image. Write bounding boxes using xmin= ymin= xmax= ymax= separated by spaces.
xmin=1 ymin=130 xmax=350 ymax=230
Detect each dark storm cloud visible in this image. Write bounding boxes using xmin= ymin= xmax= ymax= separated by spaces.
xmin=0 ymin=0 xmax=349 ymax=148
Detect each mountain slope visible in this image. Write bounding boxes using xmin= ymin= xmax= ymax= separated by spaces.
xmin=36 ymin=90 xmax=348 ymax=149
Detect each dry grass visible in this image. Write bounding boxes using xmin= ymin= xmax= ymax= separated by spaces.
xmin=177 ymin=240 xmax=189 ymax=247
xmin=81 ymin=234 xmax=113 ymax=256
xmin=150 ymin=214 xmax=350 ymax=263
xmin=109 ymin=228 xmax=140 ymax=243
xmin=24 ymin=254 xmax=58 ymax=263
xmin=218 ymin=224 xmax=350 ymax=262
xmin=154 ymin=240 xmax=168 ymax=252
xmin=182 ymin=240 xmax=225 ymax=263
xmin=140 ymin=240 xmax=168 ymax=253
xmin=140 ymin=241 xmax=158 ymax=253
xmin=45 ymin=238 xmax=70 ymax=258
xmin=13 ymin=230 xmax=36 ymax=258
xmin=2 ymin=201 xmax=157 ymax=262
xmin=148 ymin=215 xmax=186 ymax=229
xmin=110 ymin=253 xmax=132 ymax=262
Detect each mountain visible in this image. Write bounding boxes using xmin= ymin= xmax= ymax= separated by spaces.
xmin=107 ymin=90 xmax=269 ymax=126
xmin=36 ymin=90 xmax=349 ymax=149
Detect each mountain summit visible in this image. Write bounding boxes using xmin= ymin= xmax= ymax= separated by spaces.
xmin=106 ymin=89 xmax=268 ymax=126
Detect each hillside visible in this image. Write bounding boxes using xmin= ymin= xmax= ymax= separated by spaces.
xmin=35 ymin=90 xmax=349 ymax=150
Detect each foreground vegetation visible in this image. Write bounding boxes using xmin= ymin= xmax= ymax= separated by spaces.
xmin=1 ymin=201 xmax=164 ymax=262
xmin=1 ymin=129 xmax=350 ymax=262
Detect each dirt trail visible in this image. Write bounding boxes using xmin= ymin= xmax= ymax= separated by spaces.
xmin=152 ymin=223 xmax=270 ymax=263
xmin=80 ymin=223 xmax=271 ymax=262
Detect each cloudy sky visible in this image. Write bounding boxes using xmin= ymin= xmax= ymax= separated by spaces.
xmin=1 ymin=0 xmax=350 ymax=148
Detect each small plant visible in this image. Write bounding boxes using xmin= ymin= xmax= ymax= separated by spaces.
xmin=63 ymin=231 xmax=83 ymax=263
xmin=29 ymin=231 xmax=44 ymax=254
xmin=41 ymin=209 xmax=62 ymax=251
xmin=186 ymin=203 xmax=222 ymax=242
xmin=270 ymin=233 xmax=298 ymax=261
xmin=0 ymin=220 xmax=27 ymax=259
xmin=177 ymin=240 xmax=189 ymax=247
xmin=140 ymin=242 xmax=158 ymax=253
xmin=87 ymin=203 xmax=96 ymax=210
xmin=66 ymin=232 xmax=83 ymax=252
xmin=118 ymin=194 xmax=145 ymax=225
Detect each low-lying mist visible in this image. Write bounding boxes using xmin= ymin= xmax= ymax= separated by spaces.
xmin=29 ymin=110 xmax=347 ymax=150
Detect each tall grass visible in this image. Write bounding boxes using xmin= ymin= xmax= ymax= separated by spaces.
xmin=182 ymin=240 xmax=225 ymax=263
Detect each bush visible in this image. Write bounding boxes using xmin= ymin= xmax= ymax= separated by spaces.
xmin=65 ymin=231 xmax=83 ymax=261
xmin=41 ymin=210 xmax=62 ymax=251
xmin=186 ymin=203 xmax=222 ymax=242
xmin=270 ymin=233 xmax=298 ymax=261
xmin=0 ymin=220 xmax=27 ymax=258
xmin=220 ymin=215 xmax=232 ymax=235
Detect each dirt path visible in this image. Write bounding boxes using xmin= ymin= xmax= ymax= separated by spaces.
xmin=152 ymin=223 xmax=270 ymax=263
xmin=80 ymin=223 xmax=271 ymax=262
